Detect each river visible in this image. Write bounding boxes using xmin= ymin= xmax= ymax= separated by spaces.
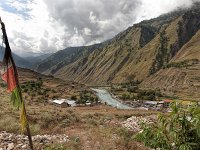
xmin=92 ymin=88 xmax=132 ymax=109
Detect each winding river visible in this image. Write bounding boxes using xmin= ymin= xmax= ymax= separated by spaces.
xmin=92 ymin=88 xmax=132 ymax=109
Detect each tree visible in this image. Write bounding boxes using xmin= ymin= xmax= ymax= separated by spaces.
xmin=149 ymin=30 xmax=169 ymax=74
xmin=71 ymin=95 xmax=77 ymax=100
xmin=127 ymin=74 xmax=136 ymax=85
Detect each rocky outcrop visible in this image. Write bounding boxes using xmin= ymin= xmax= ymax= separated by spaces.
xmin=121 ymin=116 xmax=155 ymax=132
xmin=0 ymin=131 xmax=68 ymax=150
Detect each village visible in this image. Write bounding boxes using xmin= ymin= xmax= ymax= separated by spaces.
xmin=48 ymin=88 xmax=200 ymax=112
xmin=49 ymin=98 xmax=100 ymax=107
xmin=123 ymin=99 xmax=199 ymax=111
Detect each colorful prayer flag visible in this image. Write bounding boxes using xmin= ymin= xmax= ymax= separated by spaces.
xmin=0 ymin=20 xmax=27 ymax=131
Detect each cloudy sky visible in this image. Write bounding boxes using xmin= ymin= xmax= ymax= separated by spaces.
xmin=0 ymin=0 xmax=197 ymax=57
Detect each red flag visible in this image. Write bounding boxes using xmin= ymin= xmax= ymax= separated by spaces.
xmin=1 ymin=62 xmax=17 ymax=92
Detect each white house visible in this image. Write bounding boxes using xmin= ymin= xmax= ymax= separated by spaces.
xmin=51 ymin=99 xmax=76 ymax=107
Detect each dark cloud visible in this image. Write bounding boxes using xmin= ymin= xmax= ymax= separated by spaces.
xmin=1 ymin=0 xmax=199 ymax=57
xmin=43 ymin=0 xmax=141 ymax=45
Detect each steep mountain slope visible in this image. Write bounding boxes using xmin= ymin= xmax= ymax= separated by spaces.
xmin=35 ymin=3 xmax=200 ymax=99
xmin=171 ymin=30 xmax=200 ymax=62
xmin=36 ymin=6 xmax=187 ymax=82
xmin=55 ymin=24 xmax=158 ymax=84
xmin=23 ymin=53 xmax=52 ymax=68
xmin=55 ymin=7 xmax=200 ymax=85
xmin=140 ymin=7 xmax=200 ymax=99
xmin=35 ymin=44 xmax=103 ymax=74
xmin=140 ymin=30 xmax=200 ymax=100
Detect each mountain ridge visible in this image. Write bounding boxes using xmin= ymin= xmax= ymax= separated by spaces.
xmin=35 ymin=3 xmax=200 ymax=99
xmin=34 ymin=43 xmax=104 ymax=74
xmin=0 ymin=46 xmax=32 ymax=68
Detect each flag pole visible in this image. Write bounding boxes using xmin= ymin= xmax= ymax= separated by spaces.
xmin=0 ymin=17 xmax=34 ymax=150
xmin=24 ymin=105 xmax=34 ymax=150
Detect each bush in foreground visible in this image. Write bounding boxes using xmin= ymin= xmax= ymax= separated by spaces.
xmin=135 ymin=102 xmax=200 ymax=150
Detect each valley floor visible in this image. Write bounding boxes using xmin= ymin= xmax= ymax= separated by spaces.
xmin=0 ymin=96 xmax=154 ymax=150
xmin=0 ymin=68 xmax=154 ymax=149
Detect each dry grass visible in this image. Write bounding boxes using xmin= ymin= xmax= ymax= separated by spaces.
xmin=0 ymin=69 xmax=152 ymax=150
xmin=0 ymin=96 xmax=151 ymax=149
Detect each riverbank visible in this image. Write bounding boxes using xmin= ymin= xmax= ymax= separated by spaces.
xmin=91 ymin=88 xmax=132 ymax=109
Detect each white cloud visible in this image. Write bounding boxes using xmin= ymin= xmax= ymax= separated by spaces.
xmin=89 ymin=11 xmax=97 ymax=23
xmin=135 ymin=0 xmax=194 ymax=23
xmin=0 ymin=0 xmax=67 ymax=56
xmin=84 ymin=28 xmax=92 ymax=36
xmin=0 ymin=0 xmax=198 ymax=57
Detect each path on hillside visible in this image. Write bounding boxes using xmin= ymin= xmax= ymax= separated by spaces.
xmin=92 ymin=88 xmax=132 ymax=109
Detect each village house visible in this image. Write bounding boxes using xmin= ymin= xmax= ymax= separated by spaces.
xmin=50 ymin=99 xmax=76 ymax=107
xmin=144 ymin=101 xmax=158 ymax=107
xmin=142 ymin=100 xmax=173 ymax=111
xmin=163 ymin=99 xmax=173 ymax=108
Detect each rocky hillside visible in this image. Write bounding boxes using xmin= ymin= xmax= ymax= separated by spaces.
xmin=140 ymin=30 xmax=200 ymax=100
xmin=54 ymin=5 xmax=200 ymax=83
xmin=36 ymin=3 xmax=200 ymax=99
xmin=36 ymin=7 xmax=184 ymax=81
xmin=55 ymin=24 xmax=158 ymax=84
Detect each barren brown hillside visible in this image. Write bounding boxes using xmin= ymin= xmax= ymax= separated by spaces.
xmin=55 ymin=5 xmax=200 ymax=87
xmin=34 ymin=4 xmax=200 ymax=99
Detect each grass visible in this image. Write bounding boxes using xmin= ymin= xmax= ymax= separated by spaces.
xmin=0 ymin=115 xmax=19 ymax=133
xmin=0 ymin=69 xmax=152 ymax=150
xmin=0 ymin=94 xmax=152 ymax=149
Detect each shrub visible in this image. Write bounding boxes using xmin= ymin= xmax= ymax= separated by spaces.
xmin=40 ymin=113 xmax=54 ymax=128
xmin=113 ymin=88 xmax=124 ymax=92
xmin=23 ymin=88 xmax=28 ymax=92
xmin=135 ymin=102 xmax=200 ymax=150
xmin=71 ymin=95 xmax=77 ymax=100
xmin=76 ymin=99 xmax=87 ymax=104
xmin=136 ymin=89 xmax=161 ymax=100
xmin=165 ymin=59 xmax=199 ymax=69
xmin=21 ymin=85 xmax=26 ymax=89
xmin=121 ymin=93 xmax=132 ymax=100
xmin=0 ymin=115 xmax=19 ymax=133
xmin=127 ymin=86 xmax=138 ymax=93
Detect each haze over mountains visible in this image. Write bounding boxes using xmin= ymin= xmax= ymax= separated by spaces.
xmin=34 ymin=43 xmax=104 ymax=74
xmin=0 ymin=46 xmax=32 ymax=68
xmin=0 ymin=46 xmax=51 ymax=68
